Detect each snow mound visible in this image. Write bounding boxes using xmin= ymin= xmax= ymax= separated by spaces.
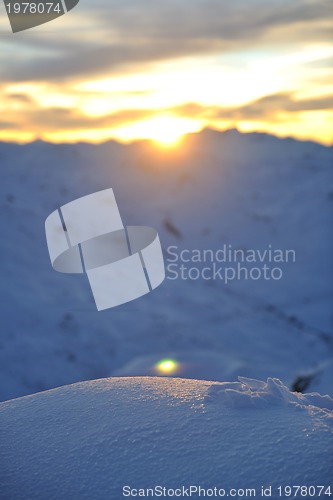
xmin=208 ymin=376 xmax=333 ymax=412
xmin=0 ymin=377 xmax=332 ymax=500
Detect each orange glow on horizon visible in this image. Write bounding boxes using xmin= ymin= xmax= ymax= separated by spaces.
xmin=112 ymin=116 xmax=203 ymax=147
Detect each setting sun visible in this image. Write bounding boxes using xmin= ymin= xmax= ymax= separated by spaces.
xmin=0 ymin=0 xmax=332 ymax=146
xmin=113 ymin=116 xmax=202 ymax=146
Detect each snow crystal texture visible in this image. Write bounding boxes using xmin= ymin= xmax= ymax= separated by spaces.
xmin=0 ymin=376 xmax=332 ymax=499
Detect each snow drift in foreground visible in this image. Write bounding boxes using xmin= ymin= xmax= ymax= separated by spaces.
xmin=0 ymin=377 xmax=332 ymax=500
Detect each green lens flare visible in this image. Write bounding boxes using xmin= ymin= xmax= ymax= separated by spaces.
xmin=155 ymin=359 xmax=179 ymax=374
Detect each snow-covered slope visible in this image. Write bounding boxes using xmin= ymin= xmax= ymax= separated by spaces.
xmin=0 ymin=377 xmax=332 ymax=500
xmin=0 ymin=130 xmax=332 ymax=401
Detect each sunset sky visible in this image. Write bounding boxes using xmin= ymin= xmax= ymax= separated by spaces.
xmin=0 ymin=0 xmax=332 ymax=145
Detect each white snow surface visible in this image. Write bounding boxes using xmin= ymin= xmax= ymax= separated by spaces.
xmin=0 ymin=129 xmax=332 ymax=401
xmin=0 ymin=376 xmax=332 ymax=500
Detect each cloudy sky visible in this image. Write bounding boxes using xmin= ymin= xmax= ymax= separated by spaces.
xmin=0 ymin=0 xmax=332 ymax=145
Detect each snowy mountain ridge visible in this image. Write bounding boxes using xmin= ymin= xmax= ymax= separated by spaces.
xmin=0 ymin=128 xmax=332 ymax=401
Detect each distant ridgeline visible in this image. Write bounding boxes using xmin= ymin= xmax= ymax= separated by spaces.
xmin=3 ymin=0 xmax=79 ymax=32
